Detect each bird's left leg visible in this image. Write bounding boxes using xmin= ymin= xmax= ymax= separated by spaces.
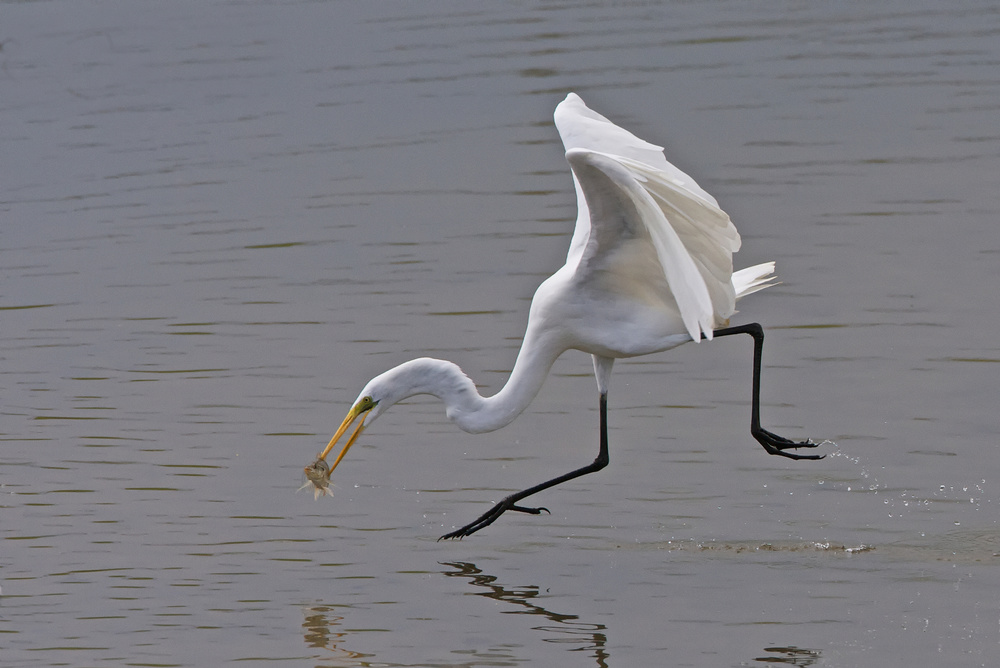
xmin=439 ymin=393 xmax=610 ymax=539
xmin=710 ymin=323 xmax=824 ymax=460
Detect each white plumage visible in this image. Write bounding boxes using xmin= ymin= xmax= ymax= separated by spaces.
xmin=308 ymin=93 xmax=821 ymax=538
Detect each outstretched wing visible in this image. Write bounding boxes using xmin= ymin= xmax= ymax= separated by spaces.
xmin=553 ymin=93 xmax=741 ymax=341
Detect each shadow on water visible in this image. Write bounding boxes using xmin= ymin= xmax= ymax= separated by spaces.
xmin=441 ymin=561 xmax=611 ymax=668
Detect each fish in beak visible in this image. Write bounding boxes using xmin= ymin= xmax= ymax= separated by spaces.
xmin=301 ymin=396 xmax=376 ymax=499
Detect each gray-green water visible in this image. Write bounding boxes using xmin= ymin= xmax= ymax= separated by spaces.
xmin=3 ymin=1 xmax=1000 ymax=665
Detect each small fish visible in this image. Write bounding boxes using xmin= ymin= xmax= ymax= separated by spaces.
xmin=300 ymin=457 xmax=333 ymax=500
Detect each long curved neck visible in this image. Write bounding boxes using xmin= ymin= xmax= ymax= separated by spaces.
xmin=463 ymin=326 xmax=565 ymax=433
xmin=379 ymin=325 xmax=565 ymax=435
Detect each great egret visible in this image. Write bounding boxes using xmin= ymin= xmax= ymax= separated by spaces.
xmin=306 ymin=93 xmax=823 ymax=538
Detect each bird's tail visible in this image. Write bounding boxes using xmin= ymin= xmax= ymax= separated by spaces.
xmin=732 ymin=261 xmax=777 ymax=301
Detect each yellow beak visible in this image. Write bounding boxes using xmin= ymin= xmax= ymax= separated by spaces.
xmin=318 ymin=401 xmax=371 ymax=474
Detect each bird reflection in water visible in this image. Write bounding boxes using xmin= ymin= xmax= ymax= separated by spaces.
xmin=442 ymin=561 xmax=610 ymax=668
xmin=753 ymin=646 xmax=822 ymax=666
xmin=300 ymin=605 xmax=371 ymax=663
xmin=298 ymin=569 xmax=822 ymax=667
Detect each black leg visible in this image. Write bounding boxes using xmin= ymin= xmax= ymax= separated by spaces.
xmin=439 ymin=393 xmax=611 ymax=540
xmin=710 ymin=323 xmax=823 ymax=460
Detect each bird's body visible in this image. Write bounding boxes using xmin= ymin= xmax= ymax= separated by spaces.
xmin=356 ymin=259 xmax=775 ymax=435
xmin=309 ymin=93 xmax=822 ymax=537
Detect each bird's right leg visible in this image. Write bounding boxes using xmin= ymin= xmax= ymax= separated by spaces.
xmin=439 ymin=393 xmax=610 ymax=540
xmin=711 ymin=323 xmax=824 ymax=460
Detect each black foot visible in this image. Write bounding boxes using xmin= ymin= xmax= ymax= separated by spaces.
xmin=439 ymin=497 xmax=551 ymax=540
xmin=754 ymin=427 xmax=825 ymax=460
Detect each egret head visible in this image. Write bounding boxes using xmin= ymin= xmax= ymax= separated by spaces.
xmin=308 ymin=365 xmax=414 ymax=481
xmin=305 ymin=359 xmax=475 ymax=496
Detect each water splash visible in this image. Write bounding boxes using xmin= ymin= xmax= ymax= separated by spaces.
xmin=822 ymin=446 xmax=995 ymax=527
xmin=825 ymin=447 xmax=886 ymax=494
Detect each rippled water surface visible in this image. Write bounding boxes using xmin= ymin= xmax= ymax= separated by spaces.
xmin=3 ymin=1 xmax=1000 ymax=666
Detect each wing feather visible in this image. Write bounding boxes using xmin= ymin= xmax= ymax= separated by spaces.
xmin=565 ymin=149 xmax=718 ymax=341
xmin=554 ymin=93 xmax=742 ymax=341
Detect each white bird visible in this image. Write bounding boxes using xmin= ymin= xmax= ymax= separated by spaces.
xmin=308 ymin=93 xmax=822 ymax=539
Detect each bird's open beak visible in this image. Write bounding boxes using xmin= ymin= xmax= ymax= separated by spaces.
xmin=317 ymin=401 xmax=372 ymax=474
